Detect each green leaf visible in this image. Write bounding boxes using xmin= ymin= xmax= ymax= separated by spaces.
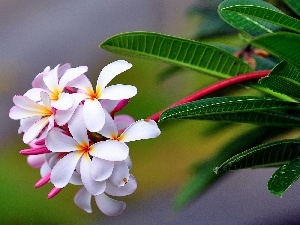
xmin=252 ymin=32 xmax=300 ymax=69
xmin=259 ymin=61 xmax=300 ymax=98
xmin=174 ymin=126 xmax=290 ymax=209
xmin=268 ymin=156 xmax=300 ymax=197
xmin=100 ymin=32 xmax=253 ymax=79
xmin=220 ymin=0 xmax=300 ymax=33
xmin=284 ymin=0 xmax=300 ymax=17
xmin=215 ymin=139 xmax=300 ymax=173
xmin=159 ymin=96 xmax=300 ymax=127
xmin=218 ymin=0 xmax=281 ymax=36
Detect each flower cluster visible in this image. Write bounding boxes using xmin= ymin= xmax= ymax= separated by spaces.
xmin=9 ymin=60 xmax=161 ymax=216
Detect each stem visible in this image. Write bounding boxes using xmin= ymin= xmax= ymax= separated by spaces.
xmin=148 ymin=70 xmax=272 ymax=122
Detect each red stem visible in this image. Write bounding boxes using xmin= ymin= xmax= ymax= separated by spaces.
xmin=147 ymin=70 xmax=270 ymax=122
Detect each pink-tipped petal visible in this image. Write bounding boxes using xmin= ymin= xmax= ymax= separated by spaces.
xmin=27 ymin=154 xmax=45 ymax=168
xmin=101 ymin=85 xmax=137 ymax=100
xmin=32 ymin=66 xmax=50 ymax=88
xmin=51 ymin=93 xmax=74 ymax=110
xmin=68 ymin=106 xmax=89 ymax=145
xmin=83 ymin=99 xmax=105 ymax=132
xmin=59 ymin=66 xmax=88 ymax=89
xmin=74 ymin=187 xmax=92 ymax=213
xmin=106 ymin=175 xmax=137 ymax=196
xmin=80 ymin=155 xmax=106 ymax=196
xmin=90 ymin=157 xmax=114 ymax=182
xmin=109 ymin=161 xmax=130 ymax=187
xmin=23 ymin=117 xmax=49 ymax=144
xmin=90 ymin=140 xmax=129 ymax=161
xmin=114 ymin=115 xmax=135 ymax=131
xmin=99 ymin=110 xmax=118 ymax=139
xmin=111 ymin=99 xmax=129 ymax=114
xmin=119 ymin=119 xmax=161 ymax=142
xmin=46 ymin=129 xmax=79 ymax=152
xmin=97 ymin=60 xmax=132 ymax=89
xmin=100 ymin=99 xmax=120 ymax=113
xmin=51 ymin=151 xmax=82 ymax=188
xmin=95 ymin=193 xmax=126 ymax=216
xmin=48 ymin=187 xmax=63 ymax=199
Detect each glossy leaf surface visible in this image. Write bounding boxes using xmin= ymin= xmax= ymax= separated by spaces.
xmin=100 ymin=32 xmax=252 ymax=79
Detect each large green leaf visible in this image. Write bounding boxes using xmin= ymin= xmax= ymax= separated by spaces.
xmin=215 ymin=139 xmax=300 ymax=173
xmin=220 ymin=0 xmax=300 ymax=33
xmin=284 ymin=0 xmax=300 ymax=17
xmin=252 ymin=32 xmax=300 ymax=69
xmin=259 ymin=61 xmax=300 ymax=98
xmin=218 ymin=0 xmax=281 ymax=36
xmin=268 ymin=156 xmax=300 ymax=197
xmin=100 ymin=32 xmax=253 ymax=79
xmin=159 ymin=96 xmax=300 ymax=127
xmin=174 ymin=126 xmax=290 ymax=209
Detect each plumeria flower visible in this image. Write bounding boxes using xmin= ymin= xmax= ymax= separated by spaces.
xmin=74 ymin=175 xmax=137 ymax=215
xmin=67 ymin=60 xmax=137 ymax=132
xmin=24 ymin=64 xmax=88 ymax=110
xmin=9 ymin=92 xmax=56 ymax=143
xmin=46 ymin=106 xmax=129 ymax=195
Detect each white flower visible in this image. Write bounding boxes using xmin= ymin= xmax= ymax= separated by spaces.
xmin=9 ymin=93 xmax=55 ymax=143
xmin=74 ymin=175 xmax=137 ymax=215
xmin=46 ymin=106 xmax=129 ymax=194
xmin=24 ymin=64 xmax=88 ymax=110
xmin=67 ymin=60 xmax=137 ymax=132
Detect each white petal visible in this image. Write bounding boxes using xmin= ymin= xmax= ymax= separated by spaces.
xmin=43 ymin=65 xmax=59 ymax=92
xmin=74 ymin=187 xmax=92 ymax=213
xmin=80 ymin=154 xmax=106 ymax=196
xmin=98 ymin=110 xmax=118 ymax=139
xmin=59 ymin=66 xmax=88 ymax=89
xmin=114 ymin=115 xmax=135 ymax=131
xmin=54 ymin=93 xmax=83 ymax=125
xmin=69 ymin=171 xmax=83 ymax=185
xmin=40 ymin=161 xmax=51 ymax=177
xmin=90 ymin=140 xmax=129 ymax=161
xmin=68 ymin=106 xmax=89 ymax=145
xmin=95 ymin=193 xmax=126 ymax=216
xmin=106 ymin=175 xmax=137 ymax=196
xmin=9 ymin=106 xmax=43 ymax=120
xmin=101 ymin=85 xmax=137 ymax=100
xmin=46 ymin=129 xmax=79 ymax=152
xmin=67 ymin=75 xmax=93 ymax=93
xmin=19 ymin=117 xmax=41 ymax=132
xmin=125 ymin=156 xmax=132 ymax=170
xmin=83 ymin=99 xmax=105 ymax=132
xmin=109 ymin=161 xmax=130 ymax=187
xmin=51 ymin=93 xmax=74 ymax=110
xmin=23 ymin=117 xmax=49 ymax=143
xmin=40 ymin=91 xmax=51 ymax=109
xmin=24 ymin=88 xmax=45 ymax=101
xmin=119 ymin=119 xmax=161 ymax=142
xmin=51 ymin=151 xmax=82 ymax=188
xmin=90 ymin=157 xmax=114 ymax=182
xmin=97 ymin=60 xmax=132 ymax=89
xmin=13 ymin=95 xmax=49 ymax=113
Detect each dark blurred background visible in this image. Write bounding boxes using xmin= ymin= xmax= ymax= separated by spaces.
xmin=2 ymin=1 xmax=300 ymax=224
